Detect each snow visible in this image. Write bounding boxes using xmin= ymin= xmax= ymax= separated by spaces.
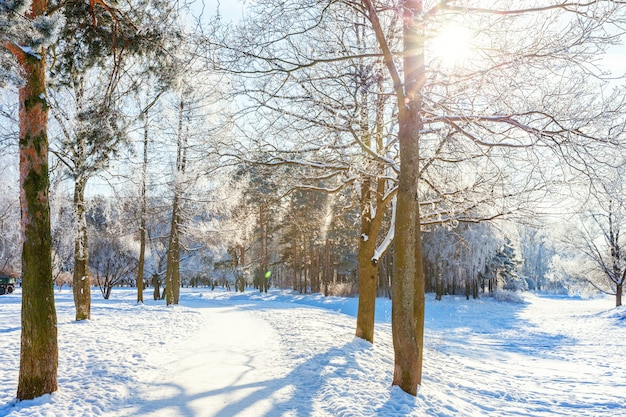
xmin=1 ymin=288 xmax=625 ymax=416
xmin=17 ymin=45 xmax=41 ymax=59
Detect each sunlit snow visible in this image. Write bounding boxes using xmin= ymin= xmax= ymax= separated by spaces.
xmin=1 ymin=288 xmax=625 ymax=416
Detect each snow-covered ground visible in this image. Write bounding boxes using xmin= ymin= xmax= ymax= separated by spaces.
xmin=1 ymin=287 xmax=625 ymax=416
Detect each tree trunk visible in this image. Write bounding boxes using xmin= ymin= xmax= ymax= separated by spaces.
xmin=356 ymin=211 xmax=378 ymax=343
xmin=617 ymin=281 xmax=623 ymax=307
xmin=14 ymin=0 xmax=59 ymax=397
xmin=136 ymin=116 xmax=149 ymax=304
xmin=361 ymin=0 xmax=426 ymax=394
xmin=164 ymin=98 xmax=187 ymax=305
xmin=152 ymin=274 xmax=160 ymax=300
xmin=259 ymin=208 xmax=268 ymax=293
xmin=356 ymin=248 xmax=378 ymax=342
xmin=164 ymin=197 xmax=181 ymax=305
xmin=73 ymin=176 xmax=91 ymax=320
xmin=292 ymin=239 xmax=298 ymax=291
xmin=137 ymin=214 xmax=146 ymax=303
xmin=435 ymin=270 xmax=443 ymax=301
xmin=391 ymin=0 xmax=426 ymax=395
xmin=105 ymin=283 xmax=112 ymax=300
xmin=392 ymin=105 xmax=425 ymax=395
xmin=355 ymin=90 xmax=389 ymax=342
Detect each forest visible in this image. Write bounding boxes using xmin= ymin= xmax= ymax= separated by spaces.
xmin=2 ymin=0 xmax=626 ymax=406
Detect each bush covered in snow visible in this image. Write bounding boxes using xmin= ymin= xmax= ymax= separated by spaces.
xmin=489 ymin=290 xmax=526 ymax=304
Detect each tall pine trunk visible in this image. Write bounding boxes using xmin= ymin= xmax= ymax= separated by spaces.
xmin=136 ymin=116 xmax=149 ymax=304
xmin=164 ymin=99 xmax=186 ymax=305
xmin=164 ymin=198 xmax=181 ymax=305
xmin=73 ymin=176 xmax=91 ymax=320
xmin=15 ymin=0 xmax=58 ymax=398
xmin=259 ymin=208 xmax=269 ymax=293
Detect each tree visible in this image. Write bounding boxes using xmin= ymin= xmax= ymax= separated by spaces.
xmin=422 ymin=222 xmax=498 ymax=299
xmin=0 ymin=149 xmax=20 ymax=277
xmin=49 ymin=0 xmax=179 ymax=320
xmin=519 ymin=226 xmax=556 ymax=291
xmin=50 ymin=72 xmax=125 ymax=319
xmin=136 ymin=110 xmax=150 ymax=303
xmin=215 ymin=0 xmax=626 ymax=395
xmin=2 ymin=0 xmax=179 ymax=398
xmin=565 ymin=167 xmax=626 ymax=307
xmin=88 ymin=200 xmax=138 ymax=299
xmin=487 ymin=237 xmax=524 ymax=292
xmin=4 ymin=0 xmax=60 ymax=401
xmin=50 ymin=190 xmax=76 ymax=290
xmin=218 ymin=2 xmax=400 ymax=341
xmin=338 ymin=0 xmax=626 ymax=395
xmin=161 ymin=64 xmax=234 ymax=304
xmin=162 ymin=96 xmax=186 ymax=305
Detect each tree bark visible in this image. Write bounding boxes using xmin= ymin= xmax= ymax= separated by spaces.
xmin=356 ymin=230 xmax=378 ymax=342
xmin=362 ymin=0 xmax=425 ymax=395
xmin=136 ymin=116 xmax=149 ymax=304
xmin=392 ymin=102 xmax=425 ymax=395
xmin=355 ymin=61 xmax=390 ymax=343
xmin=164 ymin=196 xmax=181 ymax=305
xmin=15 ymin=0 xmax=59 ymax=398
xmin=164 ymin=98 xmax=187 ymax=305
xmin=393 ymin=0 xmax=426 ymax=395
xmin=355 ymin=181 xmax=381 ymax=342
xmin=152 ymin=274 xmax=160 ymax=300
xmin=73 ymin=176 xmax=91 ymax=320
xmin=259 ymin=208 xmax=268 ymax=293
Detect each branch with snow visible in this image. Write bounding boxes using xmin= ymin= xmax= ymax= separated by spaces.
xmin=371 ymin=196 xmax=395 ymax=266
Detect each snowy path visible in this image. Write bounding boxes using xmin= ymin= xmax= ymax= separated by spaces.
xmin=127 ymin=304 xmax=293 ymax=417
xmin=133 ymin=296 xmax=406 ymax=417
xmin=1 ymin=289 xmax=625 ymax=416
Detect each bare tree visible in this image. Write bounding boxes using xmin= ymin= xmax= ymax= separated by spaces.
xmin=90 ymin=228 xmax=138 ymax=300
xmin=565 ymin=164 xmax=626 ymax=307
xmin=160 ymin=66 xmax=235 ymax=305
xmin=215 ymin=0 xmax=626 ymax=395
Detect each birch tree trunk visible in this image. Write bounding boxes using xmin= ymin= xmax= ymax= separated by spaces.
xmin=14 ymin=0 xmax=58 ymax=399
xmin=73 ymin=175 xmax=91 ymax=320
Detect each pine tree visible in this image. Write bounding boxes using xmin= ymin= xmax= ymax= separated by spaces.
xmin=49 ymin=0 xmax=181 ymax=318
xmin=4 ymin=0 xmax=59 ymax=401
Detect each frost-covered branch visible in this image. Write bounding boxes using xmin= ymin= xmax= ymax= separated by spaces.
xmin=371 ymin=196 xmax=395 ymax=266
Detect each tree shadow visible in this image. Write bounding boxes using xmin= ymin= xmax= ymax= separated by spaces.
xmin=123 ymin=340 xmax=366 ymax=417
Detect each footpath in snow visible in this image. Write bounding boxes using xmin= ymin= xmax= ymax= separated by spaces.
xmin=1 ymin=288 xmax=625 ymax=416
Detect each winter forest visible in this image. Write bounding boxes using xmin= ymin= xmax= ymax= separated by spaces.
xmin=2 ymin=0 xmax=626 ymax=416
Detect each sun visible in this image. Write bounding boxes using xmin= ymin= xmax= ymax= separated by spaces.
xmin=428 ymin=24 xmax=474 ymax=68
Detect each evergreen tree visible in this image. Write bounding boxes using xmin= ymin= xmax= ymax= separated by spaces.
xmin=49 ymin=0 xmax=181 ymax=319
xmin=485 ymin=237 xmax=524 ymax=292
xmin=4 ymin=0 xmax=60 ymax=401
